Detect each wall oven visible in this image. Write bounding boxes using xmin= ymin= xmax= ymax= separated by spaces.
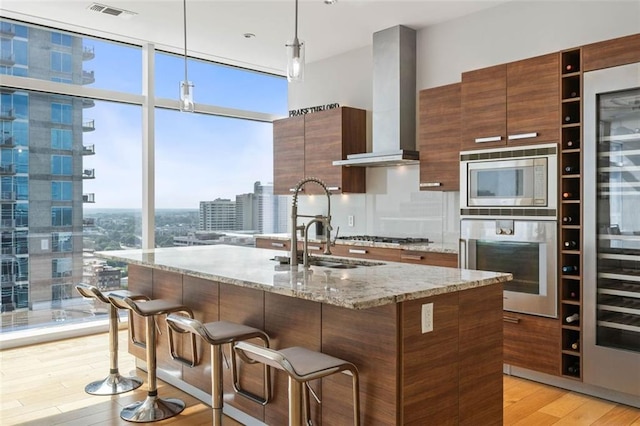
xmin=460 ymin=143 xmax=557 ymax=214
xmin=460 ymin=219 xmax=557 ymax=318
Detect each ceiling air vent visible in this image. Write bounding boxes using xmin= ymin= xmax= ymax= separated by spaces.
xmin=87 ymin=3 xmax=137 ymax=19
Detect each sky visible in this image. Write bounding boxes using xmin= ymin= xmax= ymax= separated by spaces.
xmin=79 ymin=36 xmax=287 ymax=209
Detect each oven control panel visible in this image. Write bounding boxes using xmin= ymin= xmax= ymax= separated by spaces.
xmin=496 ymin=220 xmax=514 ymax=235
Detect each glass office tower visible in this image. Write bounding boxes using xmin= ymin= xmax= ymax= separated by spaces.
xmin=1 ymin=21 xmax=91 ymax=320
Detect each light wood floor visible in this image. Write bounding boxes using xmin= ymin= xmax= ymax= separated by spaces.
xmin=1 ymin=331 xmax=639 ymax=425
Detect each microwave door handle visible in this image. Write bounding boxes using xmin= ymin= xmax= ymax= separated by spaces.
xmin=459 ymin=238 xmax=467 ymax=269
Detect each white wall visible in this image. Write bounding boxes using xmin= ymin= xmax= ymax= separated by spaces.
xmin=417 ymin=1 xmax=640 ymax=89
xmin=290 ymin=1 xmax=640 ymax=245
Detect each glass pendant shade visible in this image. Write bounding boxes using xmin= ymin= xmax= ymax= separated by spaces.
xmin=286 ymin=39 xmax=305 ymax=82
xmin=179 ymin=80 xmax=194 ymax=112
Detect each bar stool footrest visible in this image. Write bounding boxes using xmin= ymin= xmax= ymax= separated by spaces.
xmin=234 ymin=387 xmax=270 ymax=405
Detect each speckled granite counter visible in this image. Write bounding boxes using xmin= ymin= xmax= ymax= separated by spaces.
xmin=96 ymin=245 xmax=508 ymax=310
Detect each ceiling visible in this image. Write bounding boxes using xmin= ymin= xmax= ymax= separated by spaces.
xmin=0 ymin=0 xmax=509 ymax=75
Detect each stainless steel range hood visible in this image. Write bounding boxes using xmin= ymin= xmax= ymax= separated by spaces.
xmin=333 ymin=25 xmax=418 ymax=167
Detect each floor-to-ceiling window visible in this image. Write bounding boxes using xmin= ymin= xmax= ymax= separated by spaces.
xmin=0 ymin=18 xmax=286 ymax=339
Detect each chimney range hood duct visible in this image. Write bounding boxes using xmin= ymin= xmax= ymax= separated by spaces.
xmin=333 ymin=25 xmax=418 ymax=167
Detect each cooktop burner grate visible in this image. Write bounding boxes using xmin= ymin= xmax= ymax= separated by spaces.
xmin=336 ymin=235 xmax=431 ymax=244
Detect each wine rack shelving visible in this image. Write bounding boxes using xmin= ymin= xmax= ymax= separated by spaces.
xmin=560 ymin=48 xmax=583 ymax=380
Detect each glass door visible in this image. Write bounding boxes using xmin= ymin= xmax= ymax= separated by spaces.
xmin=595 ymin=87 xmax=640 ymax=353
xmin=583 ymin=62 xmax=640 ymax=399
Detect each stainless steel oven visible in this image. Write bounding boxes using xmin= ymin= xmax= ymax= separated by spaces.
xmin=460 ymin=143 xmax=557 ymax=211
xmin=460 ymin=219 xmax=557 ymax=318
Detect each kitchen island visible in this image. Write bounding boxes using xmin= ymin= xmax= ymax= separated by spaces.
xmin=97 ymin=245 xmax=511 ymax=425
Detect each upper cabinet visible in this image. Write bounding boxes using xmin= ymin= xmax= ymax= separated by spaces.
xmin=418 ymin=83 xmax=461 ymax=191
xmin=461 ymin=53 xmax=559 ymax=151
xmin=507 ymin=53 xmax=560 ymax=145
xmin=461 ymin=64 xmax=507 ymax=150
xmin=273 ymin=115 xmax=305 ymax=195
xmin=273 ymin=106 xmax=366 ymax=195
xmin=583 ymin=33 xmax=640 ymax=72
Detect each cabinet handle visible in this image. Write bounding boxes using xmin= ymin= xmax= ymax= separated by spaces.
xmin=475 ymin=136 xmax=502 ymax=143
xmin=308 ymin=245 xmax=322 ymax=251
xmin=327 ymin=186 xmax=340 ymax=192
xmin=419 ymin=182 xmax=442 ymax=188
xmin=348 ymin=249 xmax=367 ymax=254
xmin=508 ymin=132 xmax=538 ymax=140
xmin=271 ymin=242 xmax=285 ymax=248
xmin=289 ymin=187 xmax=304 ymax=193
xmin=503 ymin=316 xmax=520 ymax=324
xmin=401 ymin=254 xmax=423 ymax=261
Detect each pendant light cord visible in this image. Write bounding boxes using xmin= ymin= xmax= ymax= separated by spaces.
xmin=183 ymin=0 xmax=188 ymax=82
xmin=294 ymin=0 xmax=299 ymax=42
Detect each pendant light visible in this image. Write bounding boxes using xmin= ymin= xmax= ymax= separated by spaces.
xmin=285 ymin=0 xmax=304 ymax=82
xmin=179 ymin=0 xmax=194 ymax=112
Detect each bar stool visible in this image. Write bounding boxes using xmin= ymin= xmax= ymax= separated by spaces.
xmin=234 ymin=342 xmax=360 ymax=426
xmin=74 ymin=283 xmax=149 ymax=395
xmin=112 ymin=296 xmax=198 ymax=423
xmin=166 ymin=314 xmax=271 ymax=426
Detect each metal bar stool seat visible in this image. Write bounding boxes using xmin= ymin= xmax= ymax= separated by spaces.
xmin=166 ymin=314 xmax=271 ymax=426
xmin=75 ymin=283 xmax=149 ymax=395
xmin=112 ymin=296 xmax=198 ymax=423
xmin=234 ymin=342 xmax=360 ymax=426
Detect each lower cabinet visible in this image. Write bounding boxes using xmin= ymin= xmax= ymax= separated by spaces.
xmin=255 ymin=237 xmax=457 ymax=267
xmin=503 ymin=312 xmax=561 ymax=376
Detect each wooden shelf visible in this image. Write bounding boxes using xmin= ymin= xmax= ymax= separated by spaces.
xmin=559 ymin=47 xmax=583 ymax=382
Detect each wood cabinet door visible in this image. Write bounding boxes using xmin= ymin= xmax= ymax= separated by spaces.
xmin=273 ymin=115 xmax=304 ymax=195
xmin=507 ymin=53 xmax=559 ymax=145
xmin=419 ymin=83 xmax=461 ymax=191
xmin=338 ymin=107 xmax=366 ymax=193
xmin=503 ymin=312 xmax=561 ymax=376
xmin=304 ymin=108 xmax=343 ymax=194
xmin=255 ymin=237 xmax=290 ymax=251
xmin=583 ymin=33 xmax=640 ymax=72
xmin=330 ymin=244 xmax=401 ymax=262
xmin=399 ymin=250 xmax=458 ymax=267
xmin=461 ymin=64 xmax=507 ymax=150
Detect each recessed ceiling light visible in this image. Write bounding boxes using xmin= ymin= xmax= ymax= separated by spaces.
xmin=243 ymin=33 xmax=256 ymax=39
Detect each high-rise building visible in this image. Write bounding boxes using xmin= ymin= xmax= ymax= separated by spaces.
xmin=235 ymin=192 xmax=255 ymax=231
xmin=1 ymin=21 xmax=93 ymax=312
xmin=200 ymin=182 xmax=287 ymax=234
xmin=199 ymin=198 xmax=236 ymax=231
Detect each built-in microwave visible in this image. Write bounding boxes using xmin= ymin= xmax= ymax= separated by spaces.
xmin=460 ymin=144 xmax=557 ymax=211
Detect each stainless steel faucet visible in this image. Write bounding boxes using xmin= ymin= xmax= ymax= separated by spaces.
xmin=290 ymin=177 xmax=333 ymax=268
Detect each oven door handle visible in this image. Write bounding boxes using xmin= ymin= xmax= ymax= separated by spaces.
xmin=458 ymin=238 xmax=467 ymax=269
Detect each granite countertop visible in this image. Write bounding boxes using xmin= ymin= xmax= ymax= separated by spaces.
xmin=256 ymin=233 xmax=459 ymax=254
xmin=96 ymin=245 xmax=510 ymax=310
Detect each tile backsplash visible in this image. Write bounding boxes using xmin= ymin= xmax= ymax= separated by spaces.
xmin=296 ymin=165 xmax=460 ymax=245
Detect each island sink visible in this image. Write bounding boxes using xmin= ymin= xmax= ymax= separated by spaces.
xmin=272 ymin=255 xmax=383 ymax=269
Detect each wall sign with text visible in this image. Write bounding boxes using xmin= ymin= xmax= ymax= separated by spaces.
xmin=289 ymin=103 xmax=340 ymax=117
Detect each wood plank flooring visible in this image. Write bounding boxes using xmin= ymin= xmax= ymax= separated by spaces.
xmin=1 ymin=331 xmax=639 ymax=425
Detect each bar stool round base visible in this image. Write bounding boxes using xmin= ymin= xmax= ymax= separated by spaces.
xmin=120 ymin=395 xmax=185 ymax=423
xmin=85 ymin=372 xmax=143 ymax=396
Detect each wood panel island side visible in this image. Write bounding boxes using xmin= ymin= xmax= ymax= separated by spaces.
xmin=96 ymin=245 xmax=511 ymax=425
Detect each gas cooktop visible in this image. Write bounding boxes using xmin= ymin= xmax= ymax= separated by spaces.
xmin=336 ymin=235 xmax=431 ymax=244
